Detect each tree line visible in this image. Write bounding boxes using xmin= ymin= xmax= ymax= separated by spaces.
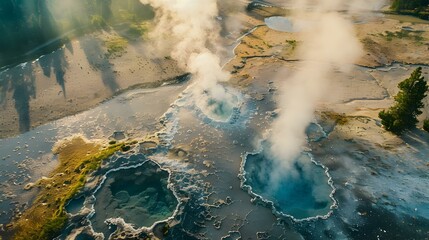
xmin=0 ymin=0 xmax=152 ymax=68
xmin=391 ymin=0 xmax=429 ymax=19
xmin=392 ymin=0 xmax=429 ymax=11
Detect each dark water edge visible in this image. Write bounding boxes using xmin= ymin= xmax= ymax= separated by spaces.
xmin=91 ymin=160 xmax=179 ymax=236
xmin=0 ymin=35 xmax=70 ymax=72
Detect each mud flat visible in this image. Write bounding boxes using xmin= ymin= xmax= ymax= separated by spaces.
xmin=0 ymin=31 xmax=185 ymax=139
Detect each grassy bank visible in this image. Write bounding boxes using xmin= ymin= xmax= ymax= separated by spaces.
xmin=9 ymin=136 xmax=133 ymax=240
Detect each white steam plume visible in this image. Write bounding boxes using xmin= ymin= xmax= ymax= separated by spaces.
xmin=140 ymin=0 xmax=233 ymax=107
xmin=287 ymin=0 xmax=386 ymax=12
xmin=268 ymin=0 xmax=382 ymax=182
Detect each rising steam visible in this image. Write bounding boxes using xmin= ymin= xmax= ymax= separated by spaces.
xmin=140 ymin=0 xmax=235 ymax=113
xmin=268 ymin=0 xmax=385 ymax=183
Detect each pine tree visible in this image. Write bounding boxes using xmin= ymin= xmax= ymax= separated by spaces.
xmin=379 ymin=67 xmax=428 ymax=134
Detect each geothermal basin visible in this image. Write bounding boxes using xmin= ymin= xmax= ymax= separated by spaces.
xmin=194 ymin=87 xmax=242 ymax=123
xmin=241 ymin=149 xmax=335 ymax=220
xmin=91 ymin=161 xmax=178 ymax=236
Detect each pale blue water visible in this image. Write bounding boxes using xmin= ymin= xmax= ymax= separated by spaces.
xmin=243 ymin=150 xmax=334 ymax=220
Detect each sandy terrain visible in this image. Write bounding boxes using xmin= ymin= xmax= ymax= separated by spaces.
xmin=3 ymin=4 xmax=428 ymax=139
xmin=227 ymin=6 xmax=429 ymax=66
xmin=0 ymin=31 xmax=184 ymax=138
xmin=228 ymin=6 xmax=429 ymax=120
xmin=357 ymin=17 xmax=429 ymax=67
xmin=1 ymin=4 xmax=429 ymax=239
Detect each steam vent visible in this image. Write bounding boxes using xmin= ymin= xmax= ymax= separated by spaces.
xmin=1 ymin=0 xmax=429 ymax=239
xmin=196 ymin=87 xmax=242 ymax=123
xmin=242 ymin=150 xmax=335 ymax=220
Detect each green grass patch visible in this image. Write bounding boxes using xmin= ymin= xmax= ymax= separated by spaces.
xmin=381 ymin=29 xmax=425 ymax=42
xmin=323 ymin=111 xmax=349 ymax=125
xmin=10 ymin=137 xmax=130 ymax=240
xmin=104 ymin=36 xmax=128 ymax=57
xmin=286 ymin=40 xmax=297 ymax=50
xmin=90 ymin=15 xmax=107 ymax=29
xmin=126 ymin=22 xmax=150 ymax=39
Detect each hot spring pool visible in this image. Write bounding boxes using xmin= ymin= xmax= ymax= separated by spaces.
xmin=241 ymin=150 xmax=335 ymax=220
xmin=195 ymin=87 xmax=242 ymax=123
xmin=264 ymin=16 xmax=311 ymax=33
xmin=91 ymin=161 xmax=178 ymax=235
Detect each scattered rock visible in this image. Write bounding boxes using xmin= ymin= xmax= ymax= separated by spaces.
xmin=110 ymin=131 xmax=126 ymax=141
xmin=23 ymin=183 xmax=35 ymax=191
xmin=214 ymin=220 xmax=222 ymax=229
xmin=139 ymin=141 xmax=158 ymax=153
xmin=257 ymin=232 xmax=270 ymax=240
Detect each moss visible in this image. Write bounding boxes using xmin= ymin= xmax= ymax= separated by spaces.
xmin=39 ymin=215 xmax=68 ymax=240
xmin=263 ymin=41 xmax=273 ymax=48
xmin=286 ymin=39 xmax=297 ymax=50
xmin=323 ymin=111 xmax=349 ymax=125
xmin=121 ymin=145 xmax=131 ymax=152
xmin=382 ymin=29 xmax=425 ymax=42
xmin=126 ymin=23 xmax=148 ymax=38
xmin=104 ymin=36 xmax=128 ymax=57
xmin=90 ymin=15 xmax=107 ymax=29
xmin=11 ymin=137 xmax=128 ymax=239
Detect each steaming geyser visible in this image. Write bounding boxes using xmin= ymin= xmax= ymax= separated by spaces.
xmin=261 ymin=0 xmax=363 ymax=221
xmin=140 ymin=0 xmax=240 ymax=124
xmin=241 ymin=145 xmax=335 ymax=220
xmin=195 ymin=86 xmax=241 ymax=123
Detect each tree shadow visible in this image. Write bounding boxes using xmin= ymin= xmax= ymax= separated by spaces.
xmin=79 ymin=36 xmax=119 ymax=93
xmin=65 ymin=41 xmax=74 ymax=55
xmin=0 ymin=0 xmax=61 ymax=69
xmin=0 ymin=64 xmax=36 ymax=133
xmin=38 ymin=47 xmax=69 ymax=97
xmin=401 ymin=129 xmax=429 ymax=158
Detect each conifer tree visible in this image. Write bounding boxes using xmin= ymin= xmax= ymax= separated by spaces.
xmin=379 ymin=67 xmax=428 ymax=134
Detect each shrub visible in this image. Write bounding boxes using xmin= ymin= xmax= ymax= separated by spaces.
xmin=90 ymin=15 xmax=106 ymax=29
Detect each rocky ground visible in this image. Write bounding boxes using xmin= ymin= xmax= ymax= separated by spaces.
xmin=1 ymin=2 xmax=429 ymax=239
xmin=0 ymin=30 xmax=184 ymax=138
xmin=2 ymin=3 xmax=429 ymax=139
